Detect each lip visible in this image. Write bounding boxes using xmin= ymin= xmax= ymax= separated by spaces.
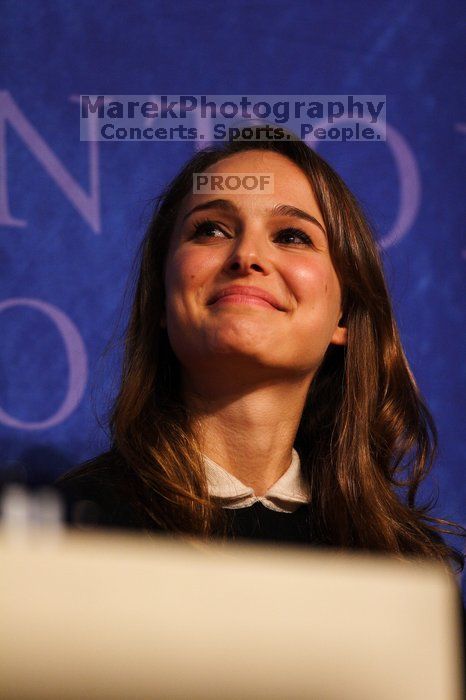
xmin=208 ymin=285 xmax=285 ymax=311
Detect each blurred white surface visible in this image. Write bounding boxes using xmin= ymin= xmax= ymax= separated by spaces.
xmin=0 ymin=528 xmax=463 ymax=699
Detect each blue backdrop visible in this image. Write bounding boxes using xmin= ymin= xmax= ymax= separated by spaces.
xmin=1 ymin=0 xmax=464 ymax=588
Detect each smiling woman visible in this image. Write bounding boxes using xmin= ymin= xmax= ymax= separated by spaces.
xmin=56 ymin=132 xmax=465 ymax=576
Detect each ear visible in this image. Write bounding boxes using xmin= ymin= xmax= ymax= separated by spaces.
xmin=330 ymin=313 xmax=347 ymax=346
xmin=330 ymin=325 xmax=347 ymax=345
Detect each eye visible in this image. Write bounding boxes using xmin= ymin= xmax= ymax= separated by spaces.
xmin=190 ymin=219 xmax=229 ymax=240
xmin=275 ymin=227 xmax=313 ymax=246
xmin=189 ymin=219 xmax=313 ymax=247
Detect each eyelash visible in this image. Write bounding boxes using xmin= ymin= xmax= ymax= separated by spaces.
xmin=190 ymin=218 xmax=313 ymax=247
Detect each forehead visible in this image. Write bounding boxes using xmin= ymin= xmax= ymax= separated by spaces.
xmin=204 ymin=149 xmax=306 ymax=180
xmin=177 ymin=150 xmax=322 ymax=221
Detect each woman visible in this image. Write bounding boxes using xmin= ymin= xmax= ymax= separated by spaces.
xmin=56 ymin=133 xmax=465 ymax=574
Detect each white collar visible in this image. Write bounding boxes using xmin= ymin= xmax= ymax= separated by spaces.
xmin=202 ymin=448 xmax=310 ymax=513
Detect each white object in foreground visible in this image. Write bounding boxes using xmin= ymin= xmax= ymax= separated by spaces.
xmin=0 ymin=529 xmax=463 ymax=700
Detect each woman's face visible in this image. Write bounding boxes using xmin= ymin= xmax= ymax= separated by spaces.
xmin=163 ymin=150 xmax=347 ymax=382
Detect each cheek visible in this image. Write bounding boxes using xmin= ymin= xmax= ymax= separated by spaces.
xmin=290 ymin=260 xmax=341 ymax=315
xmin=289 ymin=259 xmax=328 ymax=295
xmin=165 ymin=248 xmax=219 ymax=307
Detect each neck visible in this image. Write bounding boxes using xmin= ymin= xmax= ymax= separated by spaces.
xmin=182 ymin=371 xmax=312 ymax=496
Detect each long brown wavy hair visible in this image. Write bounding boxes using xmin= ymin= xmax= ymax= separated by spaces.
xmin=70 ymin=135 xmax=465 ymax=572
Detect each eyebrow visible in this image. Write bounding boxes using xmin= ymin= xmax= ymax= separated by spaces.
xmin=181 ymin=198 xmax=326 ymax=235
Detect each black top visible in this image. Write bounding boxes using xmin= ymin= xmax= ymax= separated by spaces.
xmin=54 ymin=462 xmax=319 ymax=546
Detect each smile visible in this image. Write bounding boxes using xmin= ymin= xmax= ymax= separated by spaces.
xmin=208 ymin=285 xmax=286 ymax=310
xmin=210 ymin=294 xmax=276 ymax=309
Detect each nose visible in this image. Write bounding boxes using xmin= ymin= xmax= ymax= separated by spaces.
xmin=222 ymin=230 xmax=272 ymax=275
